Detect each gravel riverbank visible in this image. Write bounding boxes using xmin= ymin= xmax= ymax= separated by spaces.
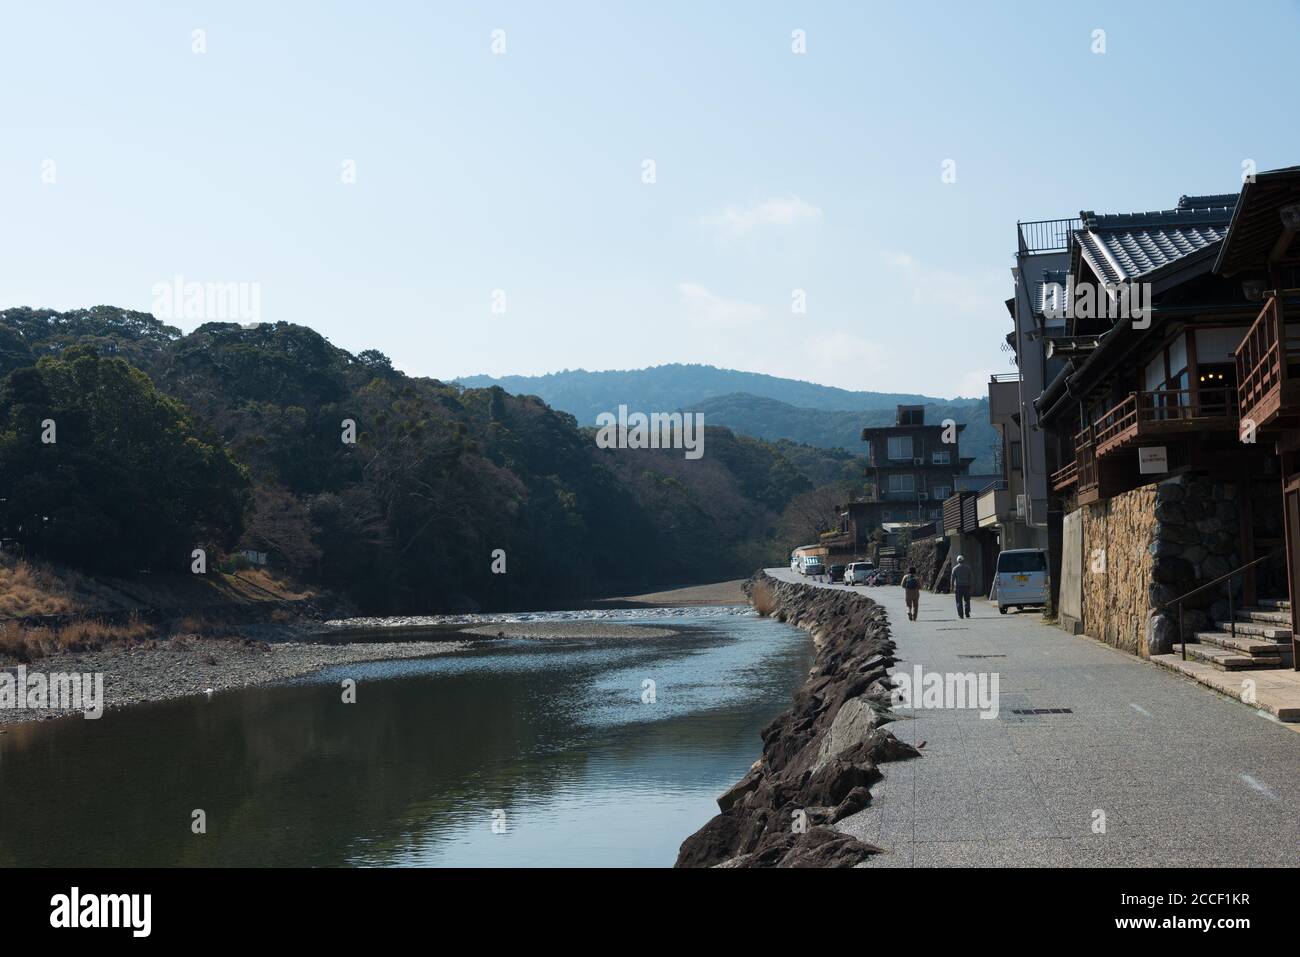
xmin=0 ymin=636 xmax=469 ymax=726
xmin=0 ymin=605 xmax=722 ymax=726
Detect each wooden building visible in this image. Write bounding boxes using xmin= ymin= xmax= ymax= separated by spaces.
xmin=1033 ymin=182 xmax=1295 ymax=672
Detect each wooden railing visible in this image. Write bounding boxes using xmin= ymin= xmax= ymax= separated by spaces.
xmin=1075 ymin=425 xmax=1098 ymax=494
xmin=1050 ymin=459 xmax=1078 ymax=491
xmin=1093 ymin=394 xmax=1138 ymax=451
xmin=1092 ymin=387 xmax=1238 ymax=455
xmin=1235 ymin=290 xmax=1300 ymax=426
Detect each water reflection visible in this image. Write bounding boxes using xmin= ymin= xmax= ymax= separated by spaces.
xmin=0 ymin=614 xmax=811 ymax=867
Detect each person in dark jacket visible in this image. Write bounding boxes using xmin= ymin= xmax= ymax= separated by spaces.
xmin=901 ymin=565 xmax=921 ymax=621
xmin=951 ymin=555 xmax=973 ymax=618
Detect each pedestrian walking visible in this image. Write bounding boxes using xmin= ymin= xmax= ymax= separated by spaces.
xmin=901 ymin=565 xmax=921 ymax=621
xmin=951 ymin=555 xmax=973 ymax=618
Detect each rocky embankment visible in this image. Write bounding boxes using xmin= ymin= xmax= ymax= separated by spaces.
xmin=675 ymin=571 xmax=919 ymax=868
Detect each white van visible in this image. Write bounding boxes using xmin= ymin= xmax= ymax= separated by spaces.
xmin=994 ymin=548 xmax=1049 ymax=614
xmin=845 ymin=561 xmax=875 ymax=584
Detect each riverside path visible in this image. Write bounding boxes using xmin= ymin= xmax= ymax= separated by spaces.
xmin=765 ymin=568 xmax=1300 ymax=867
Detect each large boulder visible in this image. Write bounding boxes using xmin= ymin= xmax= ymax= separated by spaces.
xmin=1144 ymin=610 xmax=1178 ymax=656
xmin=812 ymin=696 xmax=880 ymax=773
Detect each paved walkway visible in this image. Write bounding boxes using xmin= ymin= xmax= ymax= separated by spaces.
xmin=766 ymin=569 xmax=1300 ymax=867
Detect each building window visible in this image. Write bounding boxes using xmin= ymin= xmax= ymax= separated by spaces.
xmin=881 ymin=510 xmax=892 ymax=521
xmin=932 ymin=450 xmax=950 ymax=465
xmin=1145 ymin=334 xmax=1191 ymax=418
xmin=887 ymin=436 xmax=913 ymax=460
xmin=888 ymin=473 xmax=915 ymax=493
xmin=932 ymin=485 xmax=950 ymax=500
xmin=1009 ymin=441 xmax=1022 ymax=469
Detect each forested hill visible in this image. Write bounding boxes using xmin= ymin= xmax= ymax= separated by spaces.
xmin=0 ymin=307 xmax=868 ymax=614
xmin=455 ymin=364 xmax=951 ymax=419
xmin=456 ymin=365 xmax=997 ymax=472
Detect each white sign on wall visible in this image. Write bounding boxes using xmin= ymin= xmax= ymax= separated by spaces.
xmin=1138 ymin=446 xmax=1168 ymax=474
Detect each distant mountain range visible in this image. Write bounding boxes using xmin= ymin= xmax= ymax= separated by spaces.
xmin=456 ymin=364 xmax=997 ymax=473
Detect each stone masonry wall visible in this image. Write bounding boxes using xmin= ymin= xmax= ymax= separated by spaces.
xmin=1081 ymin=474 xmax=1242 ymax=657
xmin=1081 ymin=485 xmax=1157 ymax=655
xmin=906 ymin=537 xmax=949 ymax=591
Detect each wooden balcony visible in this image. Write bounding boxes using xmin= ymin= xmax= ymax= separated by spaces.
xmin=1235 ymin=290 xmax=1300 ymax=438
xmin=1075 ymin=425 xmax=1099 ymax=504
xmin=1092 ymin=387 xmax=1239 ymax=458
xmin=1050 ymin=459 xmax=1078 ymax=492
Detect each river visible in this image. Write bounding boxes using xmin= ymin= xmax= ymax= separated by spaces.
xmin=0 ymin=609 xmax=812 ymax=867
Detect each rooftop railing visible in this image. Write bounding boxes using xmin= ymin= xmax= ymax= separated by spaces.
xmin=1017 ymin=218 xmax=1082 ymax=255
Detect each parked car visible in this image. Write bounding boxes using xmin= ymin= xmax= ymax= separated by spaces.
xmin=828 ymin=564 xmax=846 ymax=583
xmin=802 ymin=557 xmax=825 ymax=577
xmin=994 ymin=548 xmax=1049 ymax=614
xmin=845 ymin=561 xmax=875 ymax=584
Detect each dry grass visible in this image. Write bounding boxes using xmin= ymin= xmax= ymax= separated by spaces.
xmin=0 ymin=613 xmax=155 ymax=663
xmin=233 ymin=568 xmax=311 ymax=601
xmin=0 ymin=558 xmax=77 ymax=618
xmin=751 ymin=578 xmax=777 ymax=617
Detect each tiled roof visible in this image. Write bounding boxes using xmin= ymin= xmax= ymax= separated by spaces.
xmin=1073 ymin=198 xmax=1236 ymax=284
xmin=1214 ymin=167 xmax=1300 ymax=276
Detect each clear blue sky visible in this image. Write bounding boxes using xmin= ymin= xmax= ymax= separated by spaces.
xmin=2 ymin=1 xmax=1297 ymax=398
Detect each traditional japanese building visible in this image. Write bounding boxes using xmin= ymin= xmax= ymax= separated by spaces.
xmin=1030 ymin=180 xmax=1295 ymax=680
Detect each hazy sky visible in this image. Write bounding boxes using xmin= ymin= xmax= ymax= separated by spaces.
xmin=3 ymin=1 xmax=1297 ymax=398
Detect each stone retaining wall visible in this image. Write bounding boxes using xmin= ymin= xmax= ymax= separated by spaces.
xmin=675 ymin=573 xmax=919 ymax=867
xmin=906 ymin=537 xmax=949 ymax=592
xmin=1080 ymin=485 xmax=1158 ymax=655
xmin=1078 ymin=474 xmax=1243 ymax=657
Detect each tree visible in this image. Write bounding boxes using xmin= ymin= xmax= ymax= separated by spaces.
xmin=0 ymin=347 xmax=251 ymax=572
xmin=775 ymin=483 xmax=854 ymax=548
xmin=240 ymin=483 xmax=322 ymax=572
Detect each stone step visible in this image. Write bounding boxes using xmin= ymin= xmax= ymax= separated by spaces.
xmin=1173 ymin=643 xmax=1285 ymax=670
xmin=1257 ymin=598 xmax=1291 ymax=612
xmin=1150 ymin=654 xmax=1300 ymax=721
xmin=1236 ymin=608 xmax=1293 ymax=625
xmin=1215 ymin=619 xmax=1292 ymax=640
xmin=1194 ymin=630 xmax=1295 ymax=658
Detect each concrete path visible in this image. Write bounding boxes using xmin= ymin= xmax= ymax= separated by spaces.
xmin=766 ymin=569 xmax=1300 ymax=867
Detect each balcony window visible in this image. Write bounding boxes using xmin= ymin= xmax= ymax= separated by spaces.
xmin=1196 ymin=327 xmax=1246 ymax=363
xmin=931 ymin=450 xmax=951 ymax=465
xmin=1144 ymin=352 xmax=1165 ymax=392
xmin=887 ymin=436 xmax=913 ymax=460
xmin=1144 ymin=334 xmax=1191 ymax=419
xmin=888 ymin=473 xmax=915 ymax=494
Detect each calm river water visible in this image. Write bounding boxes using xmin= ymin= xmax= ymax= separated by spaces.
xmin=0 ymin=610 xmax=812 ymax=867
